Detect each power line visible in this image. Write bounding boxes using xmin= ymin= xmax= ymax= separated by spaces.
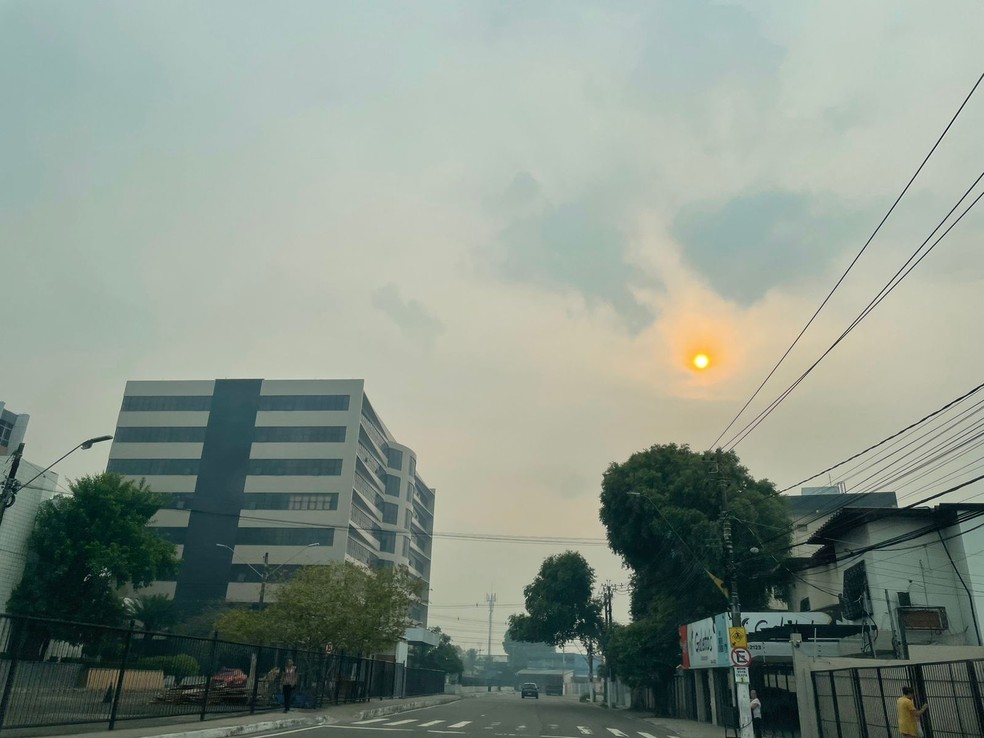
xmin=709 ymin=70 xmax=984 ymax=451
xmin=723 ymin=174 xmax=984 ymax=451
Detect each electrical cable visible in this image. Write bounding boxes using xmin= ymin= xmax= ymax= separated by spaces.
xmin=709 ymin=70 xmax=984 ymax=451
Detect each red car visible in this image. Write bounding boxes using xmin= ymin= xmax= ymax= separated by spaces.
xmin=211 ymin=668 xmax=248 ymax=688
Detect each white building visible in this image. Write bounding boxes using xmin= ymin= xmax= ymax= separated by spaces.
xmin=798 ymin=502 xmax=984 ymax=656
xmin=0 ymin=402 xmax=60 ymax=611
xmin=106 ymin=379 xmax=434 ymax=628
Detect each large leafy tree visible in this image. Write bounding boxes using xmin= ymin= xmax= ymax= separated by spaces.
xmin=414 ymin=628 xmax=464 ymax=675
xmin=598 ymin=444 xmax=792 ymax=687
xmin=216 ymin=562 xmax=423 ymax=655
xmin=9 ymin=473 xmax=178 ymax=632
xmin=506 ymin=551 xmax=602 ymax=683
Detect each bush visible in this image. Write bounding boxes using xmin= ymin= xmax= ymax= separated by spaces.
xmin=132 ymin=654 xmax=200 ymax=679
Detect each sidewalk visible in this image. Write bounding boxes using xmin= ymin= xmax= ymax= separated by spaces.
xmin=638 ymin=715 xmax=729 ymax=738
xmin=12 ymin=694 xmax=461 ymax=738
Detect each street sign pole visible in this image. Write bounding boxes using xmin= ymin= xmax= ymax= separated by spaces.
xmin=721 ymin=475 xmax=754 ymax=738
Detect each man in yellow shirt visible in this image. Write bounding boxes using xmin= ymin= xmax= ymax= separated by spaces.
xmin=897 ymin=687 xmax=928 ymax=738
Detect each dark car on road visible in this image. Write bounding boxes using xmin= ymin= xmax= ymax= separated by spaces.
xmin=520 ymin=682 xmax=539 ymax=699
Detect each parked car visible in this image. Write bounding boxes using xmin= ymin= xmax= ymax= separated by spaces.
xmin=520 ymin=682 xmax=539 ymax=699
xmin=211 ymin=668 xmax=248 ymax=688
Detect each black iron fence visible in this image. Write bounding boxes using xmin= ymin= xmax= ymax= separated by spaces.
xmin=0 ymin=613 xmax=445 ymax=732
xmin=812 ymin=658 xmax=984 ymax=738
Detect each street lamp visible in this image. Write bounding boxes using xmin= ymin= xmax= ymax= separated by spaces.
xmin=216 ymin=542 xmax=319 ymax=605
xmin=0 ymin=434 xmax=114 ymax=526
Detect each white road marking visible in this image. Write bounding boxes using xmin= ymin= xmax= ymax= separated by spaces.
xmin=578 ymin=728 xmax=592 ymax=735
xmin=386 ymin=720 xmax=419 ymax=726
xmin=449 ymin=722 xmax=472 ymax=729
xmin=639 ymin=733 xmax=660 ymax=738
xmin=324 ymin=729 xmax=412 ymax=733
xmin=261 ymin=729 xmax=325 ymax=737
xmin=419 ymin=721 xmax=446 ymax=727
xmin=428 ymin=732 xmax=466 ymax=735
xmin=516 ymin=727 xmax=527 ymax=731
xmin=606 ymin=730 xmax=629 ymax=737
xmin=355 ymin=719 xmax=390 ymax=725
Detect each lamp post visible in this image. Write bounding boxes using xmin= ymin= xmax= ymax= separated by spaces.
xmin=0 ymin=435 xmax=113 ymax=527
xmin=216 ymin=542 xmax=319 ymax=605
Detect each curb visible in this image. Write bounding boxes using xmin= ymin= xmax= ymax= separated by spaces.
xmin=354 ymin=695 xmax=460 ymax=720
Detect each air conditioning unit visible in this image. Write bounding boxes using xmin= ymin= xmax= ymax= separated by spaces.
xmin=897 ymin=607 xmax=948 ymax=631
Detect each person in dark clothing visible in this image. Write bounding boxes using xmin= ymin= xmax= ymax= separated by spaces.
xmin=282 ymin=659 xmax=298 ymax=712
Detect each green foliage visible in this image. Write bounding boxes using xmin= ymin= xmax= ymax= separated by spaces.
xmin=8 ymin=473 xmax=178 ymax=635
xmin=461 ymin=648 xmax=480 ymax=674
xmin=216 ymin=562 xmax=423 ymax=654
xmin=126 ymin=594 xmax=177 ymax=633
xmin=414 ymin=628 xmax=464 ymax=674
xmin=507 ymin=551 xmax=602 ymax=654
xmin=598 ymin=444 xmax=793 ymax=686
xmin=132 ymin=654 xmax=200 ymax=679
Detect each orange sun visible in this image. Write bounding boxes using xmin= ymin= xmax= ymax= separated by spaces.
xmin=692 ymin=353 xmax=710 ymax=370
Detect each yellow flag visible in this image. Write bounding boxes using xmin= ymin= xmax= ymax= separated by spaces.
xmin=705 ymin=569 xmax=729 ymax=600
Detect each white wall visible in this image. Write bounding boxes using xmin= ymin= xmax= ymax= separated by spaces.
xmin=0 ymin=458 xmax=59 ymax=611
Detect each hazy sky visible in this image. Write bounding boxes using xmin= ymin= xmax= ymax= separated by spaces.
xmin=3 ymin=1 xmax=984 ymax=653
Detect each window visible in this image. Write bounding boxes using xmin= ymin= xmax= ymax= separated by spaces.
xmin=288 ymin=494 xmax=339 ymax=511
xmin=241 ymin=493 xmax=338 ymax=510
xmin=247 ymin=459 xmax=342 ymax=476
xmin=382 ymin=502 xmax=398 ymax=525
xmin=379 ymin=531 xmax=396 ymax=554
xmin=107 ymin=459 xmax=201 ymax=476
xmin=258 ymin=395 xmax=350 ymax=411
xmin=0 ymin=420 xmax=13 ymax=447
xmin=154 ymin=527 xmax=188 ymax=544
xmin=386 ymin=448 xmax=404 ymax=470
xmin=253 ymin=426 xmax=346 ymax=443
xmin=385 ymin=475 xmax=401 ymax=497
xmin=236 ymin=528 xmax=335 ymax=546
xmin=121 ymin=396 xmax=212 ymax=412
xmin=115 ymin=427 xmax=207 ymax=443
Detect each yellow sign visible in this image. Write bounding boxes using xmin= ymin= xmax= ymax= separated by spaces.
xmin=729 ymin=626 xmax=748 ymax=649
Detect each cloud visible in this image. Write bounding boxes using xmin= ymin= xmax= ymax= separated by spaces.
xmin=489 ymin=172 xmax=655 ymax=332
xmin=371 ymin=284 xmax=445 ymax=349
xmin=672 ymin=191 xmax=867 ymax=304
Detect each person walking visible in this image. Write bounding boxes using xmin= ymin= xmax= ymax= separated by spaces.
xmin=749 ymin=690 xmax=763 ymax=738
xmin=897 ymin=686 xmax=928 ymax=738
xmin=282 ymin=659 xmax=299 ymax=712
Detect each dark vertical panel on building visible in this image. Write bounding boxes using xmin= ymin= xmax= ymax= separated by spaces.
xmin=174 ymin=379 xmax=261 ymax=609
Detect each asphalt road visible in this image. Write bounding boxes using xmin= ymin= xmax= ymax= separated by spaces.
xmin=254 ymin=693 xmax=680 ymax=738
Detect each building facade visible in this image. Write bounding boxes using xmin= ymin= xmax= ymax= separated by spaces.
xmin=106 ymin=379 xmax=434 ymax=624
xmin=0 ymin=403 xmax=60 ymax=610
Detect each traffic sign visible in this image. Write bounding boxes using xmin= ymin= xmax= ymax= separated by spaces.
xmin=733 ymin=666 xmax=750 ymax=683
xmin=729 ymin=626 xmax=748 ymax=649
xmin=730 ymin=647 xmax=752 ymax=666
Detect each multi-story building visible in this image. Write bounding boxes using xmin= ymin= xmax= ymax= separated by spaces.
xmin=0 ymin=402 xmax=60 ymax=610
xmin=106 ymin=379 xmax=435 ymax=625
xmin=0 ymin=402 xmax=30 ymax=456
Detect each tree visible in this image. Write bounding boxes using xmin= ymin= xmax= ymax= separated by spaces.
xmin=461 ymin=648 xmax=480 ymax=675
xmin=125 ymin=593 xmax=178 ymax=634
xmin=414 ymin=628 xmax=464 ymax=675
xmin=598 ymin=444 xmax=792 ymax=688
xmin=506 ymin=551 xmax=603 ymax=690
xmin=9 ymin=473 xmax=178 ymax=637
xmin=216 ymin=562 xmax=423 ymax=654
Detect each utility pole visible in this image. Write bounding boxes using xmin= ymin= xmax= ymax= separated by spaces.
xmin=602 ymin=582 xmax=614 ymax=707
xmin=258 ymin=551 xmax=270 ymax=605
xmin=0 ymin=443 xmax=25 ymax=528
xmin=485 ymin=592 xmax=496 ymax=692
xmin=721 ymin=476 xmax=754 ymax=738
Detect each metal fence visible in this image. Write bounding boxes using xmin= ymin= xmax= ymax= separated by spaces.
xmin=0 ymin=613 xmax=445 ymax=732
xmin=812 ymin=658 xmax=984 ymax=738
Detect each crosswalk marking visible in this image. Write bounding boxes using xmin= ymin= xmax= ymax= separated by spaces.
xmin=577 ymin=728 xmax=592 ymax=735
xmin=448 ymin=722 xmax=472 ymax=729
xmin=354 ymin=719 xmax=390 ymax=725
xmin=606 ymin=730 xmax=628 ymax=737
xmin=386 ymin=720 xmax=418 ymax=726
xmin=419 ymin=721 xmax=445 ymax=727
xmin=639 ymin=733 xmax=660 ymax=738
